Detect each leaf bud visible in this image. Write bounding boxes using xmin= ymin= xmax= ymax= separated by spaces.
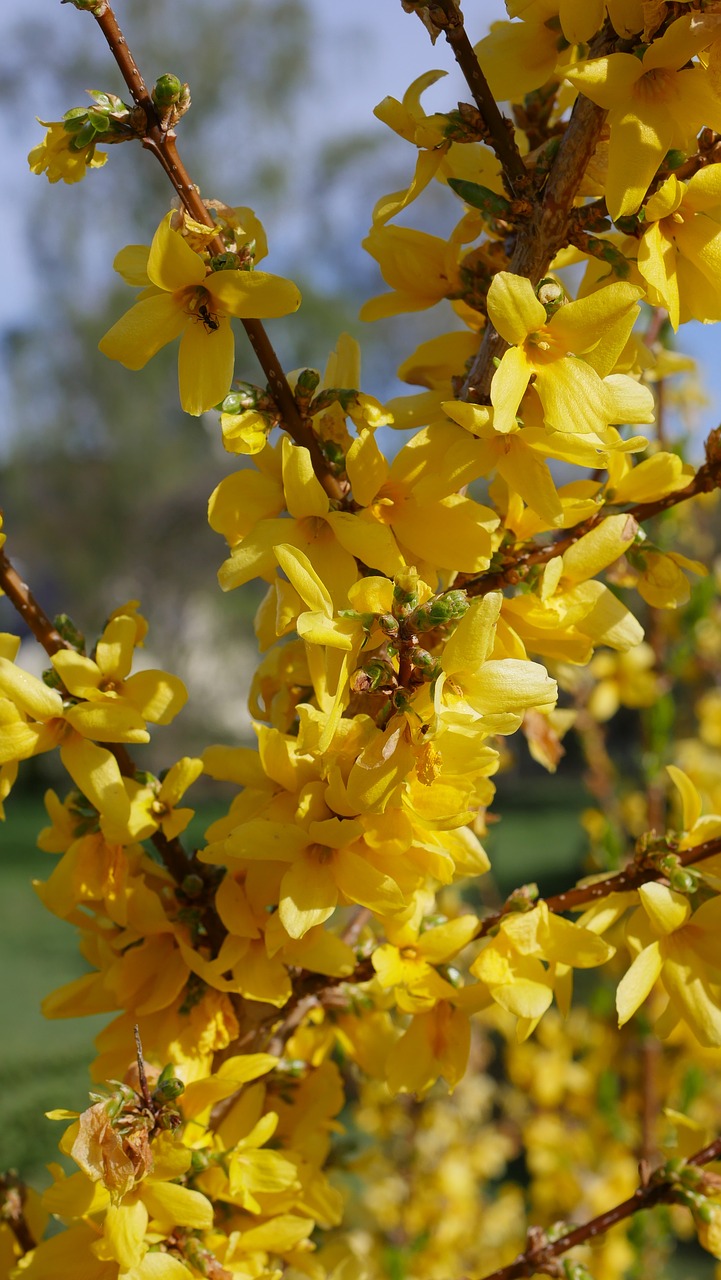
xmin=54 ymin=613 xmax=86 ymax=651
xmin=68 ymin=121 xmax=97 ymax=151
xmin=351 ymin=658 xmax=396 ymax=694
xmin=296 ymin=367 xmax=321 ymax=396
xmin=407 ymin=646 xmax=440 ymax=679
xmin=668 ymin=866 xmax=699 ymax=895
xmin=221 ymin=384 xmax=259 ymax=413
xmin=181 ymin=873 xmax=205 ymax=899
xmin=152 ymin=1065 xmax=185 ymax=1103
xmin=505 ymin=883 xmax=539 ymax=912
xmin=210 ymin=251 xmax=240 ymax=272
xmin=63 ymin=108 xmax=90 ymax=132
xmin=412 ymin=589 xmax=468 ymax=631
xmin=376 ymin=612 xmax=400 ymax=638
xmin=190 ymin=1150 xmax=212 ymax=1173
xmin=152 ymin=74 xmax=184 ymax=107
xmin=694 ymin=1198 xmax=715 ymax=1225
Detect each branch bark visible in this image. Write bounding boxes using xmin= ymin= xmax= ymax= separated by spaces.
xmin=422 ymin=1 xmax=528 ymax=196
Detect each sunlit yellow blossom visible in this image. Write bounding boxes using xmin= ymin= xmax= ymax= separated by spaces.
xmin=99 ymin=213 xmax=301 ymax=414
xmin=567 ymin=13 xmax=721 ymax=219
xmin=638 ymin=168 xmax=721 ymax=328
xmin=617 ymin=880 xmax=721 ymax=1045
xmin=360 ymin=224 xmax=462 ymax=321
xmin=486 ymin=272 xmax=644 ymax=435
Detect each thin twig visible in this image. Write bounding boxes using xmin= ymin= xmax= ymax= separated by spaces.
xmin=474 ymin=833 xmax=721 ymax=939
xmin=90 ymin=2 xmax=344 ymax=501
xmin=421 ymin=1 xmax=528 ymax=196
xmin=475 ymin=1133 xmax=721 ymax=1280
xmin=0 ymin=546 xmax=72 ymax=655
xmin=461 ymin=438 xmax=721 ymax=597
xmin=460 ymin=24 xmax=614 ymax=404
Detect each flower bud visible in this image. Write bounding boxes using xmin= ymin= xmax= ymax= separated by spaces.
xmin=153 ymin=74 xmax=184 ymax=107
xmin=351 ymin=658 xmax=396 ymax=694
xmin=221 ymin=384 xmax=259 ymax=413
xmin=407 ymin=646 xmax=440 ymax=679
xmin=296 ymin=367 xmax=321 ymax=396
xmin=412 ymin=589 xmax=468 ymax=632
xmin=393 ymin=567 xmax=420 ymax=617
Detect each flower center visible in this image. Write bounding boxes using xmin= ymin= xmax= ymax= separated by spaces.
xmin=634 ymin=67 xmax=676 ymax=104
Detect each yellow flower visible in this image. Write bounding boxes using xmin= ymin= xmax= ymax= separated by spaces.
xmin=433 ymin=592 xmax=558 ymax=735
xmin=99 ymin=213 xmax=301 ymax=414
xmin=638 ymin=168 xmax=721 ymax=328
xmin=617 ymin=881 xmax=721 ymax=1045
xmin=359 ymin=224 xmax=461 ymax=321
xmin=28 ymin=119 xmax=108 ymax=184
xmin=486 ymin=272 xmax=644 ymax=435
xmin=567 ymin=13 xmax=721 ymax=219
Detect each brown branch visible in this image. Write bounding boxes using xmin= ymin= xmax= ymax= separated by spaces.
xmin=475 ymin=833 xmax=721 ymax=939
xmin=419 ymin=1 xmax=528 ymax=196
xmin=461 ymin=435 xmax=721 ymax=598
xmin=89 ymin=2 xmax=344 ymax=502
xmin=461 ymin=32 xmax=613 ymax=404
xmin=0 ymin=546 xmax=73 ymax=655
xmin=475 ymin=1134 xmax=721 ymax=1280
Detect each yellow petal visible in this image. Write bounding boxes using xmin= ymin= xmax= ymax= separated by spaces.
xmin=99 ymin=292 xmax=186 ymax=371
xmin=667 ymin=764 xmax=702 ymax=832
xmin=486 ymin=271 xmax=546 ymax=346
xmin=147 ymin=213 xmax=205 ymax=292
xmin=178 ymin=312 xmax=235 ymax=415
xmin=639 ymin=881 xmax=691 ymax=934
xmin=616 ymin=939 xmax=663 ymax=1026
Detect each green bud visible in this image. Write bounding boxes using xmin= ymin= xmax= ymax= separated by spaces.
xmin=63 ymin=108 xmax=90 ymax=131
xmin=664 ymin=149 xmax=686 ymax=170
xmin=407 ymin=647 xmax=440 ymax=679
xmin=351 ymin=658 xmax=396 ymax=694
xmin=296 ymin=367 xmax=321 ymax=395
xmin=153 ymin=1078 xmax=185 ymax=1103
xmin=104 ymin=1096 xmax=124 ymax=1120
xmin=537 ymin=277 xmax=566 ymax=316
xmin=695 ymin=1198 xmax=715 ymax=1225
xmin=153 ymin=74 xmax=183 ymax=107
xmin=669 ymin=867 xmax=699 ymax=895
xmin=373 ymin=613 xmax=397 ymax=638
xmin=447 ymin=178 xmax=511 ymax=220
xmin=53 ymin=612 xmax=86 ymax=651
xmin=412 ymin=589 xmax=468 ymax=631
xmin=181 ymin=873 xmax=204 ymax=899
xmin=87 ymin=110 xmax=111 ymax=132
xmin=221 ymin=384 xmax=259 ymax=413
